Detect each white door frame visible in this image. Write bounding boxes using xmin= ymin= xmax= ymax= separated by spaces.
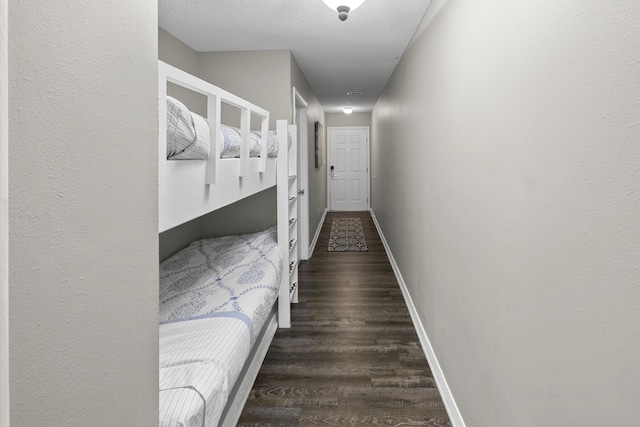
xmin=326 ymin=126 xmax=370 ymax=211
xmin=293 ymin=88 xmax=310 ymax=260
xmin=1 ymin=0 xmax=10 ymax=424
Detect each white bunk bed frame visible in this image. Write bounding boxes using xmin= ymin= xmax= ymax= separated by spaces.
xmin=158 ymin=60 xmax=297 ymax=426
xmin=159 ymin=61 xmax=272 ymax=232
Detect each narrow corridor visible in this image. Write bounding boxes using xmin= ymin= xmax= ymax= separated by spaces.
xmin=239 ymin=211 xmax=452 ymax=426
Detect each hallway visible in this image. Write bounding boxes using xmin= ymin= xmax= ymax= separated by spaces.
xmin=238 ymin=211 xmax=452 ymax=426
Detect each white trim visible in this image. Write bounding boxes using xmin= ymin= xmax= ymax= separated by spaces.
xmin=366 ymin=130 xmax=371 ymax=210
xmin=308 ymin=208 xmax=328 ymax=258
xmin=276 ymin=120 xmax=295 ymax=327
xmin=293 ymin=87 xmax=310 ymax=261
xmin=0 ymin=0 xmax=9 ymax=424
xmin=370 ymin=209 xmax=466 ymax=427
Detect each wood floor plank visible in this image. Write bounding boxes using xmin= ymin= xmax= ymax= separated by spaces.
xmin=238 ymin=211 xmax=452 ymax=427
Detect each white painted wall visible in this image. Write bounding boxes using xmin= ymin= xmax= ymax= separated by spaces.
xmin=372 ymin=1 xmax=640 ymax=425
xmin=9 ymin=1 xmax=159 ymax=425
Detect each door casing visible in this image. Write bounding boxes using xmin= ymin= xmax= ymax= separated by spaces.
xmin=293 ymin=88 xmax=310 ymax=260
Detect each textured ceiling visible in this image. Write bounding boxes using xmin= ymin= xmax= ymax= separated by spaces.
xmin=159 ymin=0 xmax=432 ymax=114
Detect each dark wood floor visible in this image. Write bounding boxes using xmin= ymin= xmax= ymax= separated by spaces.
xmin=237 ymin=211 xmax=452 ymax=426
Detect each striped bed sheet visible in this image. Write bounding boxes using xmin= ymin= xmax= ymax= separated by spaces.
xmin=159 ymin=228 xmax=282 ymax=427
xmin=165 ymin=96 xmax=279 ymax=160
xmin=160 ymin=317 xmax=250 ymax=427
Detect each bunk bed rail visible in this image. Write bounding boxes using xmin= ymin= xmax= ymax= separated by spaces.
xmin=159 ymin=60 xmax=269 ymax=182
xmin=158 ymin=61 xmax=276 ymax=233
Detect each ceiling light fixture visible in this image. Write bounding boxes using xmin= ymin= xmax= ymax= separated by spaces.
xmin=343 ymin=107 xmax=353 ymax=114
xmin=322 ymin=0 xmax=366 ymax=21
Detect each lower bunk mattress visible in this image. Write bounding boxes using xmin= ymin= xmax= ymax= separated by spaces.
xmin=159 ymin=228 xmax=282 ymax=427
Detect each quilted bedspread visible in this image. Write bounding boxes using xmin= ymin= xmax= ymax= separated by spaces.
xmin=159 ymin=228 xmax=282 ymax=427
xmin=159 ymin=227 xmax=282 ymax=342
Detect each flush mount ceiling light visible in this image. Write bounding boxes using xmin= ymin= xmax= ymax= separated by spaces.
xmin=322 ymin=0 xmax=366 ymax=21
xmin=343 ymin=107 xmax=353 ymax=114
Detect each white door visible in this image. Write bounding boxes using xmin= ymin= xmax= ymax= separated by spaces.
xmin=328 ymin=127 xmax=369 ymax=211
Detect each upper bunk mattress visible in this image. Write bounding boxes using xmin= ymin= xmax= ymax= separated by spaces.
xmin=166 ymin=96 xmax=211 ymax=160
xmin=166 ymin=96 xmax=279 ymax=160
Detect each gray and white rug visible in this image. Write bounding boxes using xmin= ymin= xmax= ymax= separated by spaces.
xmin=327 ymin=217 xmax=369 ymax=252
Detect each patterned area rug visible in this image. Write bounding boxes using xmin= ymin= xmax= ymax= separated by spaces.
xmin=328 ymin=217 xmax=369 ymax=252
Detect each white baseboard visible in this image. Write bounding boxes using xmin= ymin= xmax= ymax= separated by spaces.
xmin=308 ymin=208 xmax=327 ymax=258
xmin=369 ymin=209 xmax=466 ymax=427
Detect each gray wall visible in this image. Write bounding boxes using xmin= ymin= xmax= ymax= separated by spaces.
xmin=372 ymin=1 xmax=640 ymax=426
xmin=159 ymin=27 xmax=206 ymax=116
xmin=290 ymin=54 xmax=326 ymax=243
xmin=326 ymin=112 xmax=371 ymax=128
xmin=0 ymin=1 xmax=8 ymax=424
xmin=9 ymin=1 xmax=158 ymax=425
xmin=159 ymin=27 xmax=199 ymax=75
xmin=199 ymin=50 xmax=292 ymax=129
xmin=159 ymin=188 xmax=278 ymax=262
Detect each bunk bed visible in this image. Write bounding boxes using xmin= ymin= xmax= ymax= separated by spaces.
xmin=157 ymin=61 xmax=299 ymax=427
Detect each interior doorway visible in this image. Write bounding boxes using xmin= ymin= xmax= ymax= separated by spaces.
xmin=293 ymin=88 xmax=310 ymax=260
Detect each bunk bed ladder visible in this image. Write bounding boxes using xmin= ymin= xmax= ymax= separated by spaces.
xmin=277 ymin=120 xmax=299 ymax=328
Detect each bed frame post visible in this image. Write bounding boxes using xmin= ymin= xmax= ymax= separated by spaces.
xmin=277 ymin=120 xmax=291 ymax=328
xmin=158 ymin=63 xmax=168 ymax=212
xmin=206 ymin=95 xmax=222 ymax=184
xmin=288 ymin=124 xmax=300 ymax=305
xmin=239 ymin=108 xmax=250 ymax=177
xmin=258 ymin=116 xmax=268 ymax=173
